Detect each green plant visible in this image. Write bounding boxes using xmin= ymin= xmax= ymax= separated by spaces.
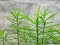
xmin=7 ymin=9 xmax=20 ymax=45
xmin=20 ymin=5 xmax=60 ymax=45
xmin=7 ymin=9 xmax=26 ymax=45
xmin=0 ymin=30 xmax=9 ymax=45
xmin=6 ymin=5 xmax=60 ymax=45
xmin=0 ymin=30 xmax=4 ymax=45
xmin=19 ymin=6 xmax=41 ymax=45
xmin=38 ymin=6 xmax=60 ymax=45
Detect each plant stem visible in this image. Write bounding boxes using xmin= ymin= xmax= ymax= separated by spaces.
xmin=36 ymin=17 xmax=39 ymax=45
xmin=29 ymin=29 xmax=31 ymax=45
xmin=42 ymin=22 xmax=45 ymax=45
xmin=36 ymin=27 xmax=39 ymax=45
xmin=17 ymin=16 xmax=19 ymax=45
xmin=24 ymin=30 xmax=27 ymax=45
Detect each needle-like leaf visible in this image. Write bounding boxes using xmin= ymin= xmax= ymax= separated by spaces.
xmin=46 ymin=12 xmax=58 ymax=21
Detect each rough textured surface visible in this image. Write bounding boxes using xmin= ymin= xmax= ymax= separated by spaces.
xmin=0 ymin=0 xmax=60 ymax=30
xmin=0 ymin=0 xmax=60 ymax=45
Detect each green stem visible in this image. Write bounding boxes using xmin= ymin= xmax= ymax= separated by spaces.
xmin=36 ymin=17 xmax=39 ymax=45
xmin=17 ymin=29 xmax=19 ymax=45
xmin=29 ymin=29 xmax=31 ymax=45
xmin=17 ymin=16 xmax=20 ymax=45
xmin=36 ymin=27 xmax=39 ymax=45
xmin=23 ymin=30 xmax=27 ymax=45
xmin=42 ymin=20 xmax=46 ymax=45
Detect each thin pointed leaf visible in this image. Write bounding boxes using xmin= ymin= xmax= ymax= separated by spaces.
xmin=7 ymin=17 xmax=16 ymax=24
xmin=9 ymin=24 xmax=17 ymax=29
xmin=39 ymin=16 xmax=44 ymax=23
xmin=4 ymin=32 xmax=9 ymax=39
xmin=20 ymin=13 xmax=35 ymax=24
xmin=46 ymin=24 xmax=60 ymax=28
xmin=36 ymin=5 xmax=40 ymax=17
xmin=16 ymin=9 xmax=20 ymax=16
xmin=9 ymin=9 xmax=17 ymax=19
xmin=43 ymin=10 xmax=50 ymax=17
xmin=46 ymin=12 xmax=58 ymax=21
